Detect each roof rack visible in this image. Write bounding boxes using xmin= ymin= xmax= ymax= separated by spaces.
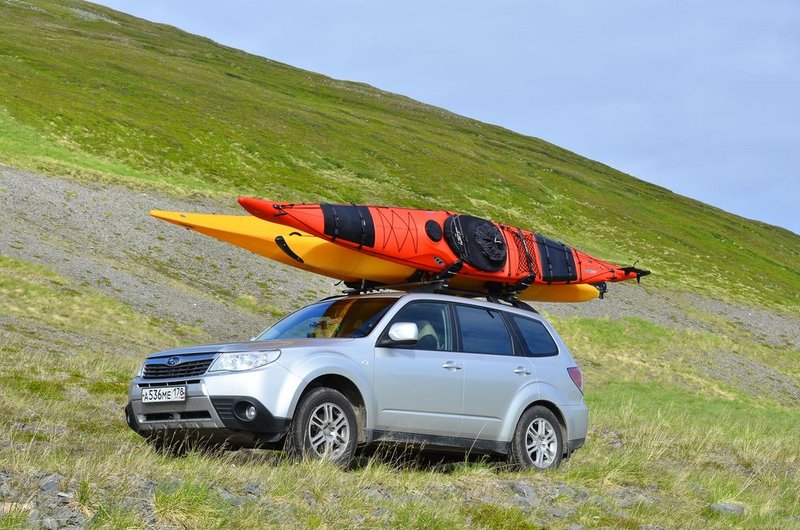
xmin=341 ymin=279 xmax=538 ymax=313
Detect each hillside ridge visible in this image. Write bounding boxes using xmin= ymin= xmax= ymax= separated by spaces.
xmin=0 ymin=0 xmax=798 ymax=312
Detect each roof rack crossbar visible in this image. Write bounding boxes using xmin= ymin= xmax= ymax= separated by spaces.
xmin=340 ymin=279 xmax=538 ymax=313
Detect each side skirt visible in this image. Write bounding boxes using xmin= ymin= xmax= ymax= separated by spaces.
xmin=366 ymin=430 xmax=510 ymax=455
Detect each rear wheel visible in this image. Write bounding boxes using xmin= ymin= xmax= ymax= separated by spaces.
xmin=509 ymin=405 xmax=563 ymax=470
xmin=287 ymin=387 xmax=358 ymax=467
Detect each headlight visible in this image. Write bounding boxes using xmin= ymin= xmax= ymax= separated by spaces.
xmin=133 ymin=360 xmax=145 ymax=378
xmin=209 ymin=350 xmax=281 ymax=372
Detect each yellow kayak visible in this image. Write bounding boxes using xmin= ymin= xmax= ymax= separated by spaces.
xmin=150 ymin=210 xmax=600 ymax=303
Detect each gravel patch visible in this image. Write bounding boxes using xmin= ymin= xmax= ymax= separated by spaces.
xmin=0 ymin=166 xmax=335 ymax=344
xmin=1 ymin=164 xmax=797 ymax=360
xmin=686 ymin=350 xmax=800 ymax=405
xmin=537 ymin=282 xmax=699 ymax=330
xmin=539 ymin=282 xmax=800 ymax=350
xmin=684 ymin=293 xmax=800 ymax=349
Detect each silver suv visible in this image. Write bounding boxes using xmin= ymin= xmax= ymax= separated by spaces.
xmin=125 ymin=292 xmax=588 ymax=469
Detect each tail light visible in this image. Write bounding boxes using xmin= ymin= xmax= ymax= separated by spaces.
xmin=567 ymin=367 xmax=583 ymax=393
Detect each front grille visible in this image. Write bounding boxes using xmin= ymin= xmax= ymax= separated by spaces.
xmin=143 ymin=358 xmax=213 ymax=379
xmin=138 ymin=379 xmax=202 ymax=388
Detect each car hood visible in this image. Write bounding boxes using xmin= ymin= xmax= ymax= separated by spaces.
xmin=147 ymin=338 xmax=356 ymax=359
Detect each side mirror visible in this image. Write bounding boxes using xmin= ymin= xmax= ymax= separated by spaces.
xmin=378 ymin=322 xmax=419 ymax=347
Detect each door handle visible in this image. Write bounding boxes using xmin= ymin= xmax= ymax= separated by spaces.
xmin=442 ymin=361 xmax=462 ymax=371
xmin=513 ymin=366 xmax=531 ymax=376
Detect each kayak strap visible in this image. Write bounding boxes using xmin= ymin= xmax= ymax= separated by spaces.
xmin=485 ymin=273 xmax=536 ymax=296
xmin=403 ymin=259 xmax=463 ymax=284
xmin=329 ymin=204 xmax=340 ymax=241
xmin=562 ymin=244 xmax=573 ymax=280
xmin=434 ymin=260 xmax=463 ymax=281
xmin=594 ymin=282 xmax=608 ymax=299
xmin=513 ymin=273 xmax=536 ymax=291
xmin=356 ymin=206 xmax=367 ymax=249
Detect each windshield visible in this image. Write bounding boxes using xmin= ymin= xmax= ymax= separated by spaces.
xmin=256 ymin=297 xmax=397 ymax=340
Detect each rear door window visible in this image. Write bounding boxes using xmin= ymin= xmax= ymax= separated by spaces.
xmin=511 ymin=315 xmax=559 ymax=356
xmin=455 ymin=305 xmax=513 ymax=356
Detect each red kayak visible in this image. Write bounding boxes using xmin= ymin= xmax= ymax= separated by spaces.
xmin=238 ymin=197 xmax=649 ymax=291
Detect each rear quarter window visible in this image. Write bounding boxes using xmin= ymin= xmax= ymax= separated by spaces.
xmin=511 ymin=315 xmax=559 ymax=357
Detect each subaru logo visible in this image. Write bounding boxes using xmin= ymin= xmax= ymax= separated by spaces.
xmin=166 ymin=356 xmax=181 ymax=367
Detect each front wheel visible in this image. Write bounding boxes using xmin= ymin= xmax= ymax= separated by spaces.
xmin=509 ymin=405 xmax=563 ymax=470
xmin=287 ymin=387 xmax=358 ymax=467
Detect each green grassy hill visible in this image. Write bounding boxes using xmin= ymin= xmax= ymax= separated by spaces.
xmin=1 ymin=2 xmax=799 ymax=528
xmin=1 ymin=0 xmax=798 ymax=311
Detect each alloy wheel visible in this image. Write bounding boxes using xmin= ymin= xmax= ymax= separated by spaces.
xmin=307 ymin=402 xmax=351 ymax=459
xmin=525 ymin=417 xmax=558 ymax=468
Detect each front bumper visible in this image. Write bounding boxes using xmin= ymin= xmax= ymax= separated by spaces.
xmin=126 ymin=393 xmax=289 ymax=447
xmin=126 ymin=368 xmax=297 ymax=447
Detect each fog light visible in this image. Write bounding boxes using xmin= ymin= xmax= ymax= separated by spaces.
xmin=245 ymin=405 xmax=257 ymax=420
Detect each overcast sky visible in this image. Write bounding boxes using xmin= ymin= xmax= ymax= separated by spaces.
xmin=94 ymin=0 xmax=800 ymax=235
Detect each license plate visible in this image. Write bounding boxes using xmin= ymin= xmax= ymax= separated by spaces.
xmin=142 ymin=386 xmax=186 ymax=403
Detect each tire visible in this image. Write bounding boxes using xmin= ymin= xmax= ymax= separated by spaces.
xmin=287 ymin=387 xmax=358 ymax=467
xmin=509 ymin=405 xmax=563 ymax=470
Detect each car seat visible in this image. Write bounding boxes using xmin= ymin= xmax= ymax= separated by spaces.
xmin=417 ymin=320 xmax=440 ymax=350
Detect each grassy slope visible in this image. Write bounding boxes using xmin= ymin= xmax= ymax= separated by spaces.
xmin=0 ymin=255 xmax=797 ymax=528
xmin=0 ymin=0 xmax=798 ymax=312
xmin=0 ymin=1 xmax=798 ymax=528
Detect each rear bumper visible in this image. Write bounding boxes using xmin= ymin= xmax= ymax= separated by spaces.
xmin=560 ymin=402 xmax=588 ymax=458
xmin=562 ymin=403 xmax=589 ymax=439
xmin=567 ymin=437 xmax=585 ymax=455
